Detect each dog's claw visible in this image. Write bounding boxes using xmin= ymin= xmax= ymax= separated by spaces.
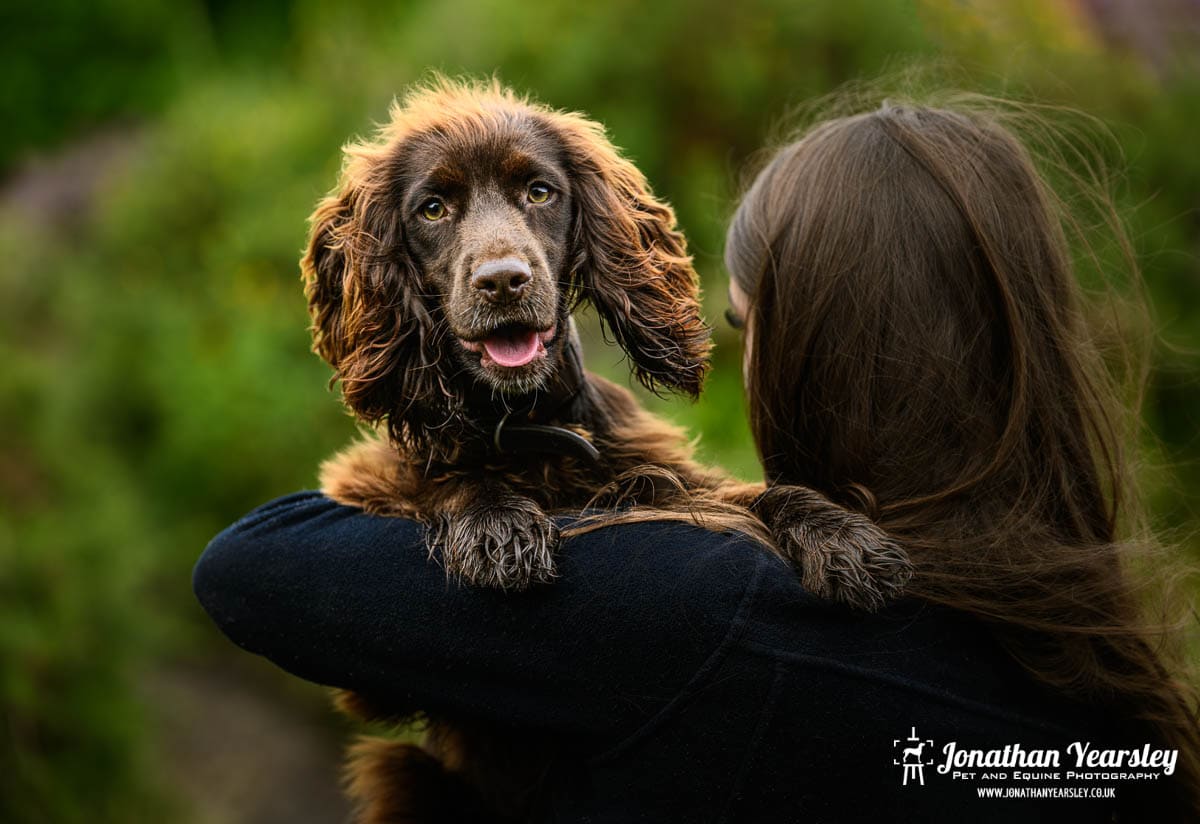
xmin=431 ymin=497 xmax=559 ymax=591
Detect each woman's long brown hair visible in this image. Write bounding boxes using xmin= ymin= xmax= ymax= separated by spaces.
xmin=726 ymin=96 xmax=1200 ymax=819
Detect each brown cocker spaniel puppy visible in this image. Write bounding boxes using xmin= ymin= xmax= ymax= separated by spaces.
xmin=301 ymin=77 xmax=911 ymax=823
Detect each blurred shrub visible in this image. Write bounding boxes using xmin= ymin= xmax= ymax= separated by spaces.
xmin=0 ymin=218 xmax=166 ymax=820
xmin=2 ymin=1 xmax=1198 ymax=820
xmin=0 ymin=1 xmax=205 ymax=169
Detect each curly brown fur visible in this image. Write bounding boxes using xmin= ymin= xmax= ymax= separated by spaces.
xmin=431 ymin=486 xmax=560 ymax=590
xmin=343 ymin=738 xmax=494 ymax=824
xmin=304 ymin=76 xmax=912 ymax=823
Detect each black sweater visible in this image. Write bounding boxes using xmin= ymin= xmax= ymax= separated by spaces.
xmin=194 ymin=491 xmax=1124 ymax=822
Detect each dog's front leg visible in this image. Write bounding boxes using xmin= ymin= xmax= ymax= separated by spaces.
xmin=719 ymin=482 xmax=912 ymax=611
xmin=429 ymin=478 xmax=559 ymax=591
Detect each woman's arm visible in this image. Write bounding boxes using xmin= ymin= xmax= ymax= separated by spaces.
xmin=193 ymin=491 xmax=774 ymax=750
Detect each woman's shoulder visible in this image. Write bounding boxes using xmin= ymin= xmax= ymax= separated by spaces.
xmin=554 ymin=518 xmax=776 ymax=617
xmin=736 ymin=548 xmax=1104 ymax=740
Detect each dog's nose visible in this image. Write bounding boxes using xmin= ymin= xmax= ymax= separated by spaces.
xmin=470 ymin=257 xmax=531 ymax=303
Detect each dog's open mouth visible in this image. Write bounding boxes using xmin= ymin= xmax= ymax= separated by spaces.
xmin=459 ymin=323 xmax=557 ymax=369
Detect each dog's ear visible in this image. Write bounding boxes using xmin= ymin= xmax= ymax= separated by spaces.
xmin=555 ymin=116 xmax=711 ymax=397
xmin=301 ymin=168 xmax=442 ymax=437
xmin=302 ymin=193 xmax=357 ymax=370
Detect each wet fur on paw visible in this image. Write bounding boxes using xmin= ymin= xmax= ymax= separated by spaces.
xmin=431 ymin=496 xmax=559 ymax=591
xmin=757 ymin=486 xmax=913 ymax=611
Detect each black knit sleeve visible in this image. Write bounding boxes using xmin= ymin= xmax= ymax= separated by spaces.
xmin=193 ymin=491 xmax=772 ymax=750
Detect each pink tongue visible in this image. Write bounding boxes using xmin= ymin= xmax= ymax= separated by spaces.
xmin=482 ymin=329 xmax=541 ymax=367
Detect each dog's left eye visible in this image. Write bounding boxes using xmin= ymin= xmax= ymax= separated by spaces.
xmin=419 ymin=198 xmax=447 ymax=221
xmin=527 ymin=182 xmax=552 ymax=204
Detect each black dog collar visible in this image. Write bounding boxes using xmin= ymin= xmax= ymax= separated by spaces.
xmin=493 ymin=413 xmax=601 ymax=465
xmin=488 ymin=322 xmax=602 ymax=466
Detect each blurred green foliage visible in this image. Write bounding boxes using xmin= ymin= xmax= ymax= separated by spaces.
xmin=2 ymin=1 xmax=1198 ymax=820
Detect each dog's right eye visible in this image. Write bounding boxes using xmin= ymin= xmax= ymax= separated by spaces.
xmin=419 ymin=198 xmax=447 ymax=221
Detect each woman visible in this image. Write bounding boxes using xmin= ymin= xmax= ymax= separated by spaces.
xmin=194 ymin=98 xmax=1200 ymax=820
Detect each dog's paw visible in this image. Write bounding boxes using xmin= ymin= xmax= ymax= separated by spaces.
xmin=431 ymin=497 xmax=559 ymax=591
xmin=767 ymin=491 xmax=912 ymax=611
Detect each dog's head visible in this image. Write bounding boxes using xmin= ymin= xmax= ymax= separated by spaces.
xmin=302 ymin=78 xmax=710 ymax=448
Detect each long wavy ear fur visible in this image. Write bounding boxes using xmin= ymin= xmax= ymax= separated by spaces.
xmin=551 ymin=114 xmax=711 ymax=397
xmin=301 ymin=132 xmax=448 ymax=448
xmin=303 ymin=77 xmax=711 ymax=441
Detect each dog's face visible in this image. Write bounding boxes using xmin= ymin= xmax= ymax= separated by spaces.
xmin=398 ymin=123 xmax=572 ymax=393
xmin=302 ymin=79 xmax=711 ymax=449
